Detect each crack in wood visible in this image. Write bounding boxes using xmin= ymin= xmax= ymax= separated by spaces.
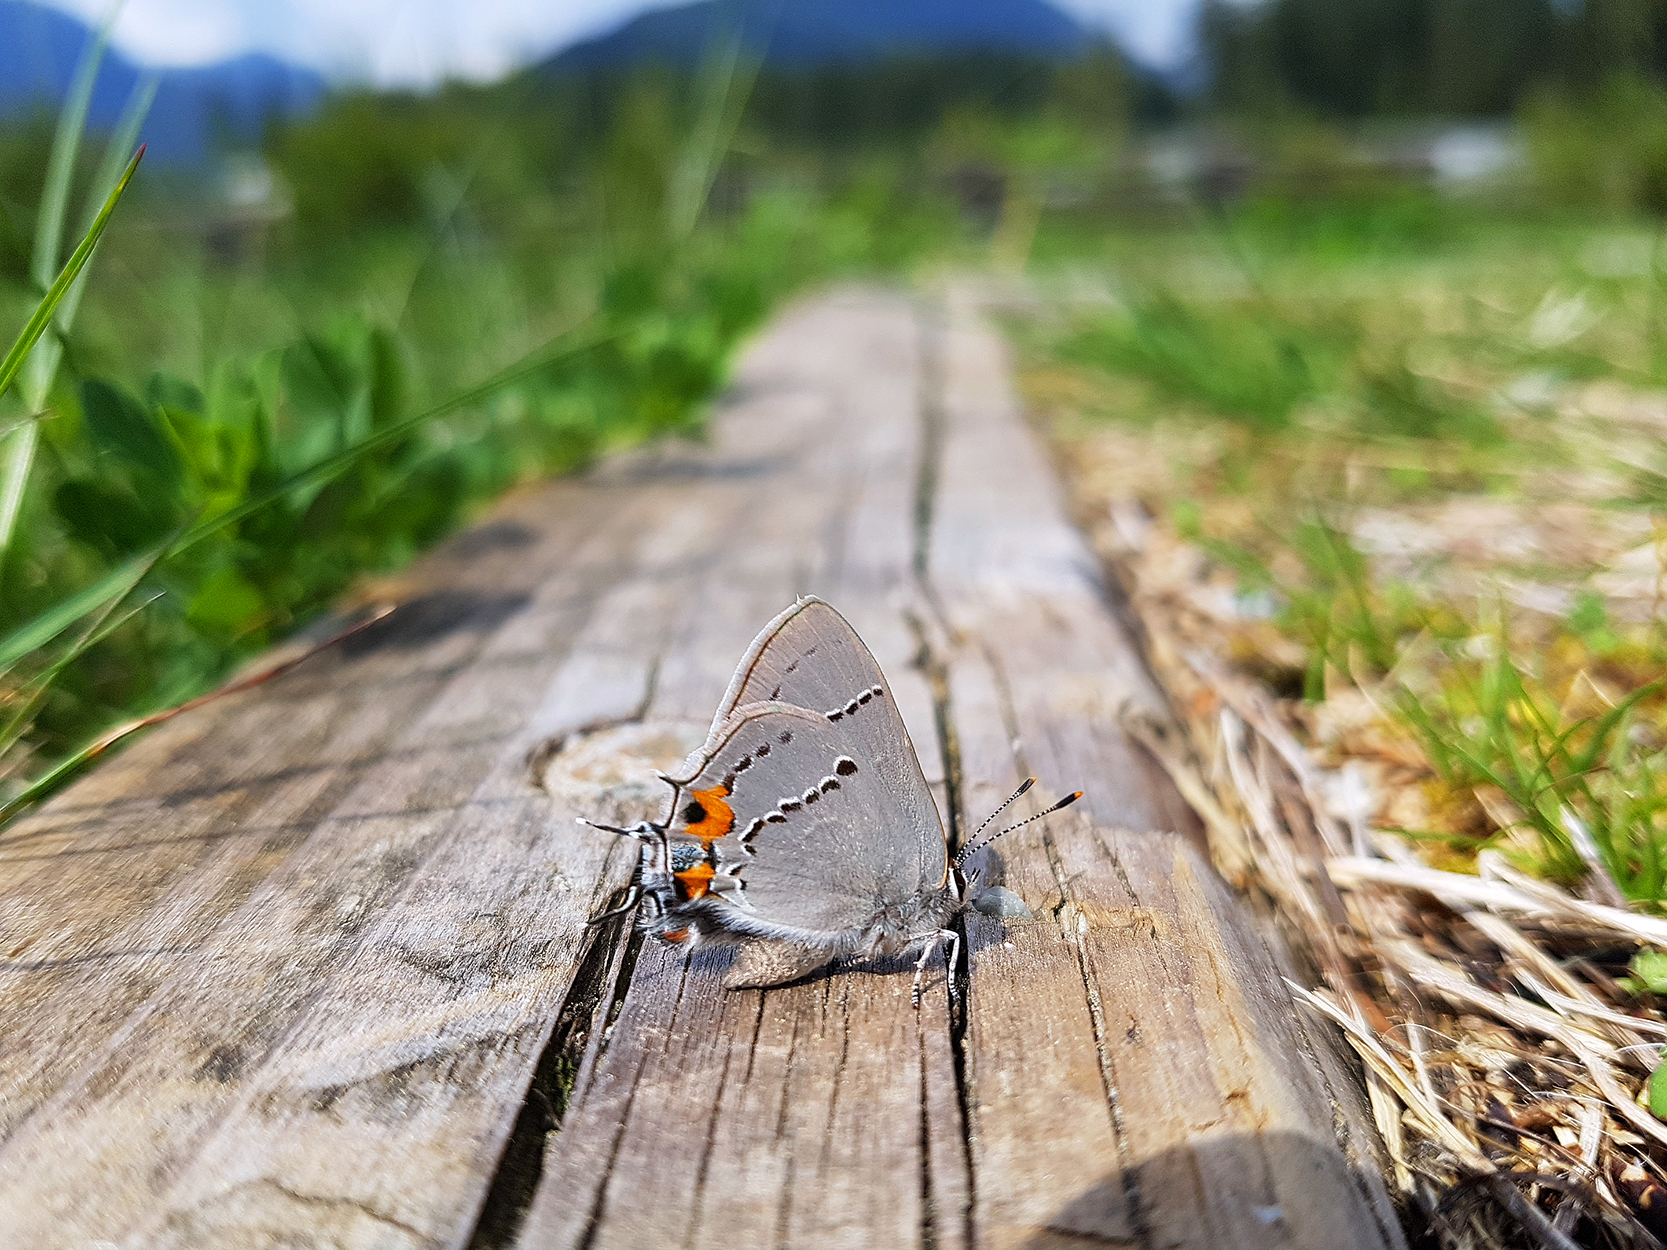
xmin=464 ymin=903 xmax=643 ymax=1249
xmin=573 ymin=1047 xmax=652 ymax=1250
xmin=185 ymin=1177 xmax=432 ymax=1244
xmin=815 ymin=977 xmax=854 ymax=1177
xmin=680 ymin=1045 xmax=733 ymax=1246
xmin=910 ymin=297 xmax=980 ymax=1250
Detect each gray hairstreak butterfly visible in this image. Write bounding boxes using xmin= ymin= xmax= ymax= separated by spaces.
xmin=581 ymin=597 xmax=1081 ymax=1003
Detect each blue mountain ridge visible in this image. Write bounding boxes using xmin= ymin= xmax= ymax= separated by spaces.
xmin=0 ymin=0 xmax=326 ymax=163
xmin=545 ymin=0 xmax=1095 ymax=71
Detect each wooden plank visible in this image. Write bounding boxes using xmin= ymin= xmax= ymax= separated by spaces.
xmin=517 ymin=290 xmax=969 ymax=1250
xmin=0 ymin=488 xmax=655 ymax=1247
xmin=0 ymin=285 xmax=1402 ymax=1250
xmin=928 ymin=284 xmax=1404 ymax=1250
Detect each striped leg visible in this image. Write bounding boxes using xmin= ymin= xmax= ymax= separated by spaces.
xmin=911 ymin=928 xmax=961 ymax=1009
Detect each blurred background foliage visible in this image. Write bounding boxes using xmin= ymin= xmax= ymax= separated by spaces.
xmin=7 ymin=0 xmax=1667 ymax=812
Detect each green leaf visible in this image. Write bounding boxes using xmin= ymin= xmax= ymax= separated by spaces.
xmin=1631 ymin=950 xmax=1667 ymax=995
xmin=186 ymin=565 xmax=266 ymax=639
xmin=1651 ymin=1058 xmax=1667 ymax=1120
xmin=145 ymin=371 xmax=205 ymax=416
xmin=54 ymin=479 xmax=176 ymax=551
xmin=80 ymin=378 xmax=183 ymax=487
xmin=366 ymin=325 xmax=408 ymax=428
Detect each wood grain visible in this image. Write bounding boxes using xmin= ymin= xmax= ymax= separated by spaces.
xmin=0 ymin=287 xmax=1402 ymax=1250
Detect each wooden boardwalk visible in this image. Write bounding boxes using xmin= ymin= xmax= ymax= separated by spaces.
xmin=0 ymin=288 xmax=1405 ymax=1250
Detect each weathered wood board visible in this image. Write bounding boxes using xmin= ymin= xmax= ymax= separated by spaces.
xmin=0 ymin=287 xmax=1404 ymax=1250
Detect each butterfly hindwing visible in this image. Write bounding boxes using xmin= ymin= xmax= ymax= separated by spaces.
xmin=662 ymin=700 xmax=946 ymax=938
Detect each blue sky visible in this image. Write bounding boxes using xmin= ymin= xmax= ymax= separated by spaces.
xmin=39 ymin=0 xmax=1201 ymax=87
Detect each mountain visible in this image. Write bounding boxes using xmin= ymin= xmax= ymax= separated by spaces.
xmin=0 ymin=0 xmax=326 ymax=163
xmin=544 ymin=0 xmax=1095 ymax=71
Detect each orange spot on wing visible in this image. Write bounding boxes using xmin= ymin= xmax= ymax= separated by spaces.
xmin=674 ymin=860 xmax=716 ymax=901
xmin=661 ymin=927 xmax=692 ymax=944
xmin=683 ymin=783 xmax=735 ymax=844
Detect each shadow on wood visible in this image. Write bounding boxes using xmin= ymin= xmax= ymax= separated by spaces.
xmin=1021 ymin=1131 xmax=1393 ymax=1249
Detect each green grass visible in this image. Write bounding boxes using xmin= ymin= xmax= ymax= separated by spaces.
xmin=1026 ymin=195 xmax=1667 ymax=906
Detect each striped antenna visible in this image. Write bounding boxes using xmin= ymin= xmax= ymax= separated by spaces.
xmin=960 ymin=778 xmax=1033 ymax=852
xmin=577 ymin=817 xmax=659 ymax=839
xmin=954 ymin=789 xmax=1083 ymax=868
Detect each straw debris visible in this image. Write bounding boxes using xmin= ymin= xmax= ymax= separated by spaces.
xmin=1106 ymin=499 xmax=1667 ymax=1250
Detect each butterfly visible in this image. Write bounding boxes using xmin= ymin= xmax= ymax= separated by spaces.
xmin=582 ymin=596 xmax=1079 ymax=1002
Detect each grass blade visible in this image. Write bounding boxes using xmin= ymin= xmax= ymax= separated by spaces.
xmin=667 ymin=27 xmax=760 ymax=241
xmin=28 ymin=18 xmax=108 ymax=317
xmin=0 ymin=537 xmax=163 ymax=673
xmin=44 ymin=73 xmax=159 ymax=366
xmin=0 ymin=146 xmax=144 ymax=404
xmin=0 ymin=590 xmax=162 ymax=752
xmin=0 ymin=80 xmax=159 ymax=562
xmin=0 ymin=17 xmax=113 ymax=555
xmin=0 ymin=424 xmax=39 ymax=558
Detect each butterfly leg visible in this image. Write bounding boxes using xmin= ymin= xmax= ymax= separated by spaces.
xmin=911 ymin=928 xmax=961 ymax=1009
xmin=588 ymin=884 xmax=641 ymax=924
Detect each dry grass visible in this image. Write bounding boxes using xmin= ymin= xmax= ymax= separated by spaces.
xmin=1072 ymin=474 xmax=1667 ymax=1248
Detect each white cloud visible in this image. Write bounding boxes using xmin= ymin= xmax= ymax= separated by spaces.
xmin=36 ymin=0 xmax=1200 ymax=87
xmin=1056 ymin=0 xmax=1200 ymax=69
xmin=40 ymin=0 xmax=666 ymax=84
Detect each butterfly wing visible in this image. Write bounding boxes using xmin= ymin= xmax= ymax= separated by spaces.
xmin=662 ymin=700 xmax=946 ymax=937
xmin=703 ymin=595 xmax=946 ymax=882
xmin=710 ymin=597 xmax=889 ymax=728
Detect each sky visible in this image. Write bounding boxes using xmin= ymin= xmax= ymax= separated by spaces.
xmin=38 ymin=0 xmax=1201 ymax=87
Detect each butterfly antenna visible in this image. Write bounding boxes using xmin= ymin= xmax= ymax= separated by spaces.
xmin=953 ymin=789 xmax=1083 ymax=868
xmin=576 ymin=817 xmax=659 ymax=839
xmin=955 ymin=778 xmax=1034 ymax=861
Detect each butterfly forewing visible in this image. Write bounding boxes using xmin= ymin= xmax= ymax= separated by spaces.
xmin=703 ymin=597 xmax=944 ymax=858
xmin=712 ymin=597 xmax=890 ymax=727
